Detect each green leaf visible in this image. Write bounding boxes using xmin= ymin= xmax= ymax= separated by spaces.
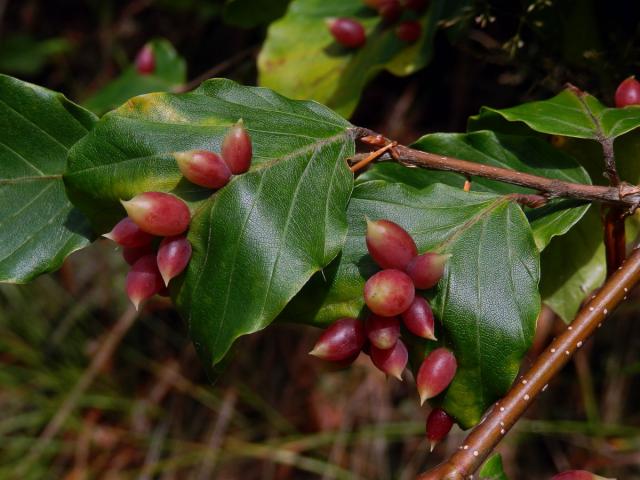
xmin=358 ymin=131 xmax=592 ymax=250
xmin=469 ymin=93 xmax=640 ymax=322
xmin=283 ymin=181 xmax=540 ymax=427
xmin=473 ymin=87 xmax=640 ymax=140
xmin=540 ymin=209 xmax=640 ymax=323
xmin=479 ymin=453 xmax=509 ymax=480
xmin=65 ymin=78 xmax=354 ymax=366
xmin=0 ymin=75 xmax=95 ymax=283
xmin=223 ymin=0 xmax=291 ymax=27
xmin=258 ymin=0 xmax=470 ymax=117
xmin=83 ymin=39 xmax=187 ymax=115
xmin=540 ymin=208 xmax=604 ymax=323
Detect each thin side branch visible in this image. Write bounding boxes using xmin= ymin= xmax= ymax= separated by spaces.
xmin=417 ymin=246 xmax=640 ymax=480
xmin=395 ymin=144 xmax=640 ymax=208
xmin=349 ymin=128 xmax=640 ymax=211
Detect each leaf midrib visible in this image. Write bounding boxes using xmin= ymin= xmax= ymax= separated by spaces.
xmin=192 ymin=135 xmax=352 ymax=361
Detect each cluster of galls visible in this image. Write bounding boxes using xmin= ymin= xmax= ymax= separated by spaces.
xmin=326 ymin=0 xmax=427 ymax=49
xmin=310 ymin=219 xmax=458 ymax=450
xmin=102 ymin=122 xmax=253 ymax=310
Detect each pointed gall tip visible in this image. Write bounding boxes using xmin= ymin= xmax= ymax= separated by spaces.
xmin=102 ymin=231 xmax=114 ymax=241
xmin=309 ymin=344 xmax=327 ymax=358
xmin=130 ymin=296 xmax=142 ymax=311
xmin=174 ymin=151 xmax=190 ymax=164
xmin=418 ymin=389 xmax=429 ymax=406
xmin=120 ymin=198 xmax=133 ymax=213
xmin=429 ymin=441 xmax=436 ymax=453
xmin=159 ymin=269 xmax=171 ymax=288
xmin=120 ymin=198 xmax=143 ymax=221
xmin=391 ymin=370 xmax=403 ymax=381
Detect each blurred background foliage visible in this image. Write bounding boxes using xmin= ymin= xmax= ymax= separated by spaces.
xmin=1 ymin=0 xmax=640 ymax=478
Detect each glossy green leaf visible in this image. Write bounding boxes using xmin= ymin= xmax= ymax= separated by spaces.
xmin=479 ymin=453 xmax=509 ymax=480
xmin=358 ymin=131 xmax=592 ymax=250
xmin=223 ymin=0 xmax=291 ymax=27
xmin=469 ymin=95 xmax=640 ymax=322
xmin=66 ymin=78 xmax=354 ymax=366
xmin=83 ymin=39 xmax=187 ymax=115
xmin=258 ymin=0 xmax=470 ymax=117
xmin=473 ymin=87 xmax=640 ymax=140
xmin=0 ymin=75 xmax=95 ymax=283
xmin=283 ymin=181 xmax=540 ymax=427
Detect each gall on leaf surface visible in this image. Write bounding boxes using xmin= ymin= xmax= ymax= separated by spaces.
xmin=65 ymin=78 xmax=354 ymax=367
xmin=358 ymin=130 xmax=592 ymax=251
xmin=0 ymin=74 xmax=95 ymax=283
xmin=282 ymin=181 xmax=540 ymax=428
xmin=259 ymin=0 xmax=472 ymax=117
xmin=83 ymin=38 xmax=187 ymax=116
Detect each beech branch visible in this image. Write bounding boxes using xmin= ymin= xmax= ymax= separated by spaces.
xmin=416 ymin=246 xmax=640 ymax=479
xmin=349 ymin=128 xmax=640 ymax=211
xmin=346 ymin=128 xmax=640 ymax=478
